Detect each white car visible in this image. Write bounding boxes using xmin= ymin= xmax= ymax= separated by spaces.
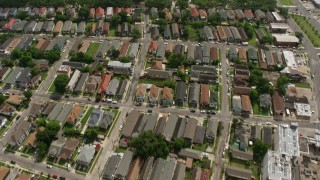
xmin=2 ymin=131 xmax=7 ymax=137
xmin=266 ymin=122 xmax=272 ymax=125
xmin=119 ymin=125 xmax=123 ymax=131
xmin=46 ymin=165 xmax=52 ymax=168
xmin=200 ymin=110 xmax=206 ymax=113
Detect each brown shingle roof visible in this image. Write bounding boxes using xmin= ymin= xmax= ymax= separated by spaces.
xmin=119 ymin=41 xmax=130 ymax=58
xmin=0 ymin=167 xmax=10 ymax=180
xmin=59 ymin=138 xmax=80 ymax=160
xmin=149 ymin=85 xmax=159 ymax=99
xmin=162 ymin=87 xmax=173 ymax=100
xmin=7 ymin=95 xmax=24 ymax=106
xmin=238 ymin=48 xmax=247 ymax=62
xmin=136 ymin=84 xmax=147 ymax=97
xmin=273 ymin=91 xmax=285 ymax=114
xmin=191 ymin=8 xmax=199 ymax=17
xmin=15 ymin=173 xmax=31 ymax=180
xmin=233 ymin=86 xmax=251 ymax=95
xmin=66 ymin=104 xmax=83 ymax=124
xmin=35 ymin=39 xmax=45 ymax=49
xmin=200 ymin=84 xmax=210 ymax=105
xmin=199 ymin=9 xmax=207 ymax=17
xmin=53 ymin=21 xmax=63 ymax=33
xmin=152 ymin=61 xmax=163 ymax=70
xmin=241 ymin=95 xmax=252 ymax=112
xmin=127 ymin=158 xmax=143 ymax=180
xmin=24 ymin=127 xmax=45 ymax=147
xmin=210 ymin=47 xmax=218 ymax=61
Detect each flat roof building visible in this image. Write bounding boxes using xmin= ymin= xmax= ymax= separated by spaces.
xmin=274 ymin=123 xmax=300 ymax=157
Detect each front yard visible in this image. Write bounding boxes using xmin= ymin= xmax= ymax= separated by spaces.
xmin=86 ymin=42 xmax=100 ymax=57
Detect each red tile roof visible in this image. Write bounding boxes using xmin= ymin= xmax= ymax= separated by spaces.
xmin=119 ymin=42 xmax=130 ymax=58
xmin=114 ymin=7 xmax=122 ymax=15
xmin=244 ymin=9 xmax=254 ymax=18
xmin=4 ymin=18 xmax=14 ymax=30
xmin=96 ymin=7 xmax=104 ymax=17
xmin=191 ymin=8 xmax=199 ymax=17
xmin=39 ymin=7 xmax=46 ymax=14
xmin=149 ymin=41 xmax=158 ymax=52
xmin=90 ymin=8 xmax=95 ymax=18
xmin=98 ymin=73 xmax=112 ymax=94
xmin=241 ymin=95 xmax=252 ymax=112
xmin=272 ymin=91 xmax=285 ymax=114
xmin=200 ymin=84 xmax=210 ymax=105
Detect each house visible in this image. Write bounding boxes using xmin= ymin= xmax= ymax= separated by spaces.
xmin=190 ymin=8 xmax=199 ymax=20
xmin=29 ymin=101 xmax=46 ymax=119
xmin=114 ymin=150 xmax=134 ymax=179
xmin=235 ymin=9 xmax=245 ymax=21
xmin=4 ymin=67 xmax=23 ymax=88
xmin=0 ymin=67 xmax=10 ymax=82
xmin=187 ymin=44 xmax=195 ymax=60
xmin=121 ymin=110 xmax=142 ymax=138
xmin=87 ymin=108 xmax=103 ymax=127
xmin=161 ymin=87 xmax=173 ymax=107
xmin=15 ymin=173 xmax=31 ymax=180
xmin=84 ymin=75 xmax=100 ymax=94
xmin=227 ymin=10 xmax=236 ymax=24
xmin=7 ymin=95 xmax=24 ymax=106
xmin=95 ymin=7 xmax=105 ymax=19
xmin=62 ymin=21 xmax=72 ymax=34
xmin=206 ymin=118 xmax=218 ymax=142
xmin=0 ymin=8 xmax=9 ymax=19
xmin=178 ymin=148 xmax=203 ymax=160
xmin=59 ymin=138 xmax=79 ymax=160
xmin=136 ymin=84 xmax=147 ymax=103
xmin=103 ymin=155 xmax=122 ymax=180
xmin=56 ymin=103 xmax=73 ymax=125
xmin=255 ymin=9 xmax=266 ymax=20
xmin=146 ymin=69 xmax=172 ymax=79
xmin=175 ymin=81 xmax=186 ymax=106
xmin=53 ymin=21 xmax=63 ymax=34
xmin=272 ymin=91 xmax=285 ymax=117
xmin=238 ymin=48 xmax=247 ymax=63
xmin=172 ymin=23 xmax=179 ymax=39
xmin=48 ymin=137 xmax=66 ymax=157
xmin=272 ymin=34 xmax=299 ymax=47
xmin=223 ymin=26 xmax=234 ymax=42
xmin=199 ymin=9 xmax=207 ymax=21
xmin=162 ymin=114 xmax=179 ymax=141
xmin=41 ymin=102 xmax=56 ymax=117
xmin=116 ymin=80 xmax=128 ymax=100
xmin=149 ymin=41 xmax=158 ymax=54
xmin=9 ymin=121 xmax=31 ymax=146
xmin=48 ymin=102 xmax=64 ymax=120
xmin=9 ymin=8 xmax=17 ymax=17
xmin=200 ymin=84 xmax=210 ymax=107
xmin=65 ymin=104 xmax=83 ymax=125
xmin=193 ymin=126 xmax=206 ymax=144
xmin=66 ymin=70 xmax=81 ymax=92
xmin=156 ymin=42 xmax=165 ymax=60
xmin=163 ymin=8 xmax=172 ymax=21
xmin=38 ymin=7 xmax=47 ymax=17
xmin=99 ymin=111 xmax=115 ymax=130
xmin=217 ymin=26 xmax=227 ymax=42
xmin=233 ymin=86 xmax=251 ymax=96
xmin=0 ymin=167 xmax=10 ymax=180
xmin=183 ymin=118 xmax=198 ymax=142
xmin=173 ymin=162 xmax=186 ymax=180
xmin=121 ymin=22 xmax=132 ymax=37
xmin=74 ymin=73 xmax=89 ymax=93
xmin=0 ymin=104 xmax=16 ymax=117
xmin=151 ymin=26 xmax=160 ymax=40
xmin=247 ymin=48 xmax=258 ymax=62
xmin=77 ymin=145 xmax=96 ymax=167
xmin=233 ymin=96 xmax=242 ymax=114
xmin=210 ymin=47 xmax=219 ymax=62
xmin=272 ymin=12 xmax=285 ymax=23
xmin=105 ymin=7 xmax=113 ymax=19
xmin=203 ymin=26 xmax=214 ymax=41
xmin=97 ymin=73 xmax=112 ymax=94
xmin=149 ymin=158 xmax=165 ymax=180
xmin=128 ymin=43 xmax=139 ymax=60
xmin=189 ymin=83 xmax=200 ymax=107
xmin=127 ymin=158 xmax=143 ymax=180
xmin=260 ymin=94 xmax=272 ymax=108
xmin=194 ymin=46 xmax=203 ymax=63
xmin=150 ymin=7 xmax=158 ymax=18
xmin=230 ymin=26 xmax=242 ymax=43
xmin=244 ymin=9 xmax=254 ymax=21
xmin=164 ymin=24 xmax=172 ymax=39
xmin=149 ymin=85 xmax=159 ymax=107
xmin=241 ymin=95 xmax=252 ymax=116
xmin=77 ymin=22 xmax=85 ymax=34
xmin=226 ymin=166 xmax=252 ymax=180
xmin=47 ymin=7 xmax=56 ymax=17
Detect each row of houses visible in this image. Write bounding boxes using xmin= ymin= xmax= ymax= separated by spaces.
xmin=2 ymin=19 xmax=86 ymax=35
xmin=120 ymin=111 xmax=219 ymax=145
xmin=0 ymin=166 xmax=37 ymax=180
xmin=0 ymin=36 xmax=33 ymax=54
xmin=103 ymin=152 xmax=188 ymax=180
xmin=3 ymin=67 xmax=41 ymax=89
xmin=89 ymin=7 xmax=142 ymax=22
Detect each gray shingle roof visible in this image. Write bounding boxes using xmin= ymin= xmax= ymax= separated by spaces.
xmin=188 ymin=83 xmax=200 ymax=104
xmin=88 ymin=108 xmax=103 ymax=127
xmin=162 ymin=114 xmax=179 ymax=141
xmin=99 ymin=111 xmax=115 ymax=129
xmin=77 ymin=145 xmax=95 ymax=165
xmin=206 ymin=118 xmax=218 ymax=140
xmin=62 ymin=20 xmax=72 ymax=32
xmin=116 ymin=80 xmax=128 ymax=97
xmin=173 ymin=118 xmax=187 ymax=139
xmin=121 ymin=110 xmax=142 ymax=137
xmin=183 ymin=118 xmax=198 ymax=141
xmin=106 ymin=78 xmax=120 ymax=96
xmin=149 ymin=158 xmax=165 ymax=180
xmin=128 ymin=43 xmax=139 ymax=59
xmin=142 ymin=113 xmax=159 ymax=132
xmin=74 ymin=73 xmax=89 ymax=93
xmin=114 ymin=150 xmax=133 ymax=179
xmin=140 ymin=157 xmax=154 ymax=180
xmin=173 ymin=162 xmax=186 ymax=180
xmin=193 ymin=126 xmax=206 ymax=144
xmin=103 ymin=154 xmax=121 ymax=180
xmin=178 ymin=148 xmax=203 ymax=160
xmin=48 ymin=102 xmax=64 ymax=120
xmin=175 ymin=81 xmax=186 ymax=102
xmin=56 ymin=103 xmax=73 ymax=124
xmin=159 ymin=159 xmax=176 ymax=180
xmin=4 ymin=67 xmax=23 ymax=86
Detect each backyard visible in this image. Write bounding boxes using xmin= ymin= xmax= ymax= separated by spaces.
xmin=80 ymin=106 xmax=94 ymax=129
xmin=48 ymin=82 xmax=57 ymax=93
xmin=279 ymin=0 xmax=293 ymax=5
xmin=86 ymin=43 xmax=100 ymax=57
xmin=253 ymin=103 xmax=270 ymax=116
xmin=291 ymin=14 xmax=320 ymax=47
xmin=185 ymin=25 xmax=199 ymax=41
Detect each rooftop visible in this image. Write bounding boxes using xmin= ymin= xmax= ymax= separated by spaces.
xmin=275 ymin=124 xmax=300 ymax=157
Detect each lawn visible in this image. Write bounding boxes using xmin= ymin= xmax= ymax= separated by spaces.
xmin=109 ymin=27 xmax=116 ymax=37
xmin=185 ymin=25 xmax=199 ymax=41
xmin=80 ymin=106 xmax=94 ymax=129
xmin=48 ymin=82 xmax=57 ymax=93
xmin=253 ymin=103 xmax=270 ymax=116
xmin=139 ymin=78 xmax=176 ymax=89
xmin=291 ymin=14 xmax=320 ymax=47
xmin=279 ymin=0 xmax=293 ymax=5
xmin=248 ymin=33 xmax=257 ymax=46
xmin=293 ymin=82 xmax=311 ymax=88
xmin=86 ymin=42 xmax=100 ymax=57
xmin=193 ymin=143 xmax=208 ymax=152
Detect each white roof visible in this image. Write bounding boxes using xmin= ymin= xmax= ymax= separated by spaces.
xmin=106 ymin=7 xmax=113 ymax=16
xmin=272 ymin=12 xmax=284 ymax=21
xmin=67 ymin=70 xmax=81 ymax=90
xmin=108 ymin=61 xmax=131 ymax=68
xmin=272 ymin=34 xmax=299 ymax=43
xmin=270 ymin=23 xmax=289 ymax=29
xmin=282 ymin=50 xmax=297 ymax=68
xmin=294 ymin=103 xmax=311 ymax=117
xmin=275 ymin=124 xmax=300 ymax=157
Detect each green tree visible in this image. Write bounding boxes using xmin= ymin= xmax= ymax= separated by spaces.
xmin=128 ymin=131 xmax=170 ymax=159
xmin=63 ymin=128 xmax=80 ymax=137
xmin=46 ymin=50 xmax=61 ymax=64
xmin=84 ymin=128 xmax=98 ymax=143
xmin=118 ymin=11 xmax=128 ymax=23
xmin=176 ymin=0 xmax=188 ymax=8
xmin=295 ymin=32 xmax=304 ymax=41
xmin=279 ymin=7 xmax=289 ymax=18
xmin=54 ymin=74 xmax=69 ymax=93
xmin=260 ymin=36 xmax=272 ymax=45
xmin=167 ymin=53 xmax=187 ymax=68
xmin=169 ymin=138 xmax=190 ymax=151
xmin=36 ymin=118 xmax=46 ymax=127
xmin=70 ymin=52 xmax=94 ymax=64
xmin=250 ymin=89 xmax=259 ymax=104
xmin=16 ymin=11 xmax=29 ymax=20
xmin=217 ymin=121 xmax=224 ymax=137
xmin=23 ymin=90 xmax=33 ymax=100
xmin=277 ymin=76 xmax=289 ymax=95
xmin=131 ymin=28 xmax=141 ymax=41
xmin=36 ymin=141 xmax=48 ymax=161
xmin=31 ymin=67 xmax=41 ymax=77
xmin=208 ymin=12 xmax=222 ymax=26
xmin=145 ymin=0 xmax=171 ymax=8
xmin=19 ymin=53 xmax=34 ymax=67
xmin=2 ymin=58 xmax=15 ymax=67
xmin=110 ymin=15 xmax=120 ymax=27
xmin=78 ymin=6 xmax=90 ymax=20
xmin=11 ymin=49 xmax=23 ymax=59
xmin=252 ymin=140 xmax=270 ymax=161
xmin=0 ymin=94 xmax=6 ymax=105
xmin=119 ymin=56 xmax=131 ymax=63
xmin=110 ymin=50 xmax=120 ymax=60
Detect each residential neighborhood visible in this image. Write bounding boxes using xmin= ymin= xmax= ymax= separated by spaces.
xmin=0 ymin=0 xmax=319 ymax=179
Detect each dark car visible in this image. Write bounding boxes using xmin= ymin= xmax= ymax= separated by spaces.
xmin=147 ymin=109 xmax=152 ymax=113
xmin=10 ymin=161 xmax=16 ymax=164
